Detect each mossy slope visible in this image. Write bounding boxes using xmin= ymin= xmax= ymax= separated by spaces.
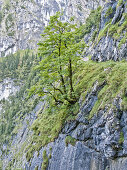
xmin=25 ymin=60 xmax=127 ymax=162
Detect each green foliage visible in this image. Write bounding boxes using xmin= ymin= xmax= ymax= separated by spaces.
xmin=97 ymin=10 xmax=127 ymax=43
xmin=108 ymin=23 xmax=119 ymax=36
xmin=79 ymin=6 xmax=102 ymax=40
xmin=119 ymin=131 xmax=124 ymax=144
xmin=26 ymin=59 xmax=127 ymax=161
xmin=3 ymin=0 xmax=10 ymax=11
xmin=7 ymin=31 xmax=15 ymax=37
xmin=97 ymin=23 xmax=111 ymax=42
xmin=0 ymin=8 xmax=126 ymax=167
xmin=74 ymin=60 xmax=127 ymax=119
xmin=0 ymin=11 xmax=3 ymax=24
xmin=0 ymin=50 xmax=37 ymax=80
xmin=35 ymin=166 xmax=39 ymax=170
xmin=117 ymin=0 xmax=123 ymax=7
xmin=41 ymin=150 xmax=49 ymax=170
xmin=121 ymin=87 xmax=127 ymax=110
xmin=0 ymin=160 xmax=3 ymax=169
xmin=105 ymin=6 xmax=113 ymax=18
xmin=0 ymin=50 xmax=40 ymax=149
xmin=26 ymin=100 xmax=79 ymax=160
xmin=65 ymin=136 xmax=76 ymax=146
xmin=5 ymin=13 xmax=14 ymax=31
xmin=118 ymin=32 xmax=127 ymax=48
xmin=30 ymin=12 xmax=85 ymax=105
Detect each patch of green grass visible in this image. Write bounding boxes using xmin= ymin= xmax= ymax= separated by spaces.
xmin=4 ymin=57 xmax=127 ymax=164
xmin=0 ymin=11 xmax=3 ymax=24
xmin=97 ymin=10 xmax=127 ymax=43
xmin=97 ymin=23 xmax=111 ymax=42
xmin=117 ymin=0 xmax=123 ymax=7
xmin=74 ymin=60 xmax=127 ymax=119
xmin=108 ymin=23 xmax=119 ymax=36
xmin=78 ymin=6 xmax=101 ymax=40
xmin=121 ymin=87 xmax=127 ymax=110
xmin=41 ymin=150 xmax=49 ymax=170
xmin=119 ymin=131 xmax=124 ymax=144
xmin=7 ymin=31 xmax=15 ymax=37
xmin=26 ymin=101 xmax=79 ymax=160
xmin=118 ymin=32 xmax=127 ymax=48
xmin=0 ymin=160 xmax=3 ymax=169
xmin=35 ymin=166 xmax=39 ymax=170
xmin=65 ymin=136 xmax=76 ymax=146
xmin=5 ymin=13 xmax=14 ymax=31
xmin=105 ymin=6 xmax=113 ymax=18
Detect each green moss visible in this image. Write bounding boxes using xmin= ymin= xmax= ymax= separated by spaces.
xmin=97 ymin=9 xmax=127 ymax=43
xmin=118 ymin=32 xmax=127 ymax=48
xmin=119 ymin=131 xmax=124 ymax=144
xmin=108 ymin=23 xmax=119 ymax=36
xmin=7 ymin=31 xmax=15 ymax=37
xmin=26 ymin=146 xmax=35 ymax=162
xmin=65 ymin=136 xmax=76 ymax=147
xmin=121 ymin=88 xmax=127 ymax=110
xmin=25 ymin=97 xmax=79 ymax=161
xmin=91 ymin=30 xmax=98 ymax=41
xmin=78 ymin=6 xmax=101 ymax=40
xmin=97 ymin=23 xmax=111 ymax=42
xmin=0 ymin=11 xmax=3 ymax=24
xmin=74 ymin=60 xmax=127 ymax=119
xmin=0 ymin=160 xmax=3 ymax=169
xmin=3 ymin=0 xmax=11 ymax=11
xmin=41 ymin=150 xmax=49 ymax=170
xmin=105 ymin=6 xmax=113 ymax=18
xmin=5 ymin=13 xmax=14 ymax=31
xmin=97 ymin=18 xmax=127 ymax=43
xmin=35 ymin=166 xmax=39 ymax=170
xmin=117 ymin=0 xmax=123 ymax=7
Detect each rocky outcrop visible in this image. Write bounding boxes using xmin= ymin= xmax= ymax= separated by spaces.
xmin=2 ymin=80 xmax=127 ymax=170
xmin=0 ymin=78 xmax=20 ymax=101
xmin=27 ymin=82 xmax=126 ymax=170
xmin=0 ymin=0 xmax=127 ymax=169
xmin=0 ymin=78 xmax=20 ymax=112
xmin=91 ymin=0 xmax=127 ymax=61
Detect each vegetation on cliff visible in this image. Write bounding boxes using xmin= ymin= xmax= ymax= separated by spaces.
xmin=0 ymin=2 xmax=127 ymax=169
xmin=0 ymin=50 xmax=40 ymax=149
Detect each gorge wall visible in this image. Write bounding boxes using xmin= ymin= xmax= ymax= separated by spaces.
xmin=0 ymin=0 xmax=127 ymax=170
xmin=0 ymin=0 xmax=105 ymax=57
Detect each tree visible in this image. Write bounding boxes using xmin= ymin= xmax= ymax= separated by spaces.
xmin=30 ymin=12 xmax=85 ymax=105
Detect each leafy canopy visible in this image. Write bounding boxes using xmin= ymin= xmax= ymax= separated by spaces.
xmin=30 ymin=12 xmax=85 ymax=105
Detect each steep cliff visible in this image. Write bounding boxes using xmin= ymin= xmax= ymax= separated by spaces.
xmin=0 ymin=0 xmax=127 ymax=170
xmin=0 ymin=0 xmax=105 ymax=57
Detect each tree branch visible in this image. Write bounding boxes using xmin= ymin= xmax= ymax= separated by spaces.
xmin=43 ymin=90 xmax=63 ymax=104
xmin=51 ymin=83 xmax=64 ymax=95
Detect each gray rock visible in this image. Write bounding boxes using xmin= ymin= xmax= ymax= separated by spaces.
xmin=111 ymin=5 xmax=124 ymax=24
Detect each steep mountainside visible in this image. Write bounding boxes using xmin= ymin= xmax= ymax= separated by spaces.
xmin=0 ymin=0 xmax=127 ymax=170
xmin=0 ymin=0 xmax=105 ymax=57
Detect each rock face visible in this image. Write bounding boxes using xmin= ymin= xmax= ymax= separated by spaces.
xmin=3 ymin=81 xmax=127 ymax=170
xmin=0 ymin=78 xmax=20 ymax=101
xmin=91 ymin=0 xmax=127 ymax=61
xmin=0 ymin=0 xmax=127 ymax=170
xmin=0 ymin=0 xmax=105 ymax=57
xmin=0 ymin=78 xmax=20 ymax=112
xmin=24 ymin=82 xmax=127 ymax=170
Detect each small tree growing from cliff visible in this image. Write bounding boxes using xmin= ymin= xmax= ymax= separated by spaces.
xmin=30 ymin=12 xmax=85 ymax=105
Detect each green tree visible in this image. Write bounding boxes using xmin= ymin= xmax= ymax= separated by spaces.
xmin=30 ymin=12 xmax=85 ymax=105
